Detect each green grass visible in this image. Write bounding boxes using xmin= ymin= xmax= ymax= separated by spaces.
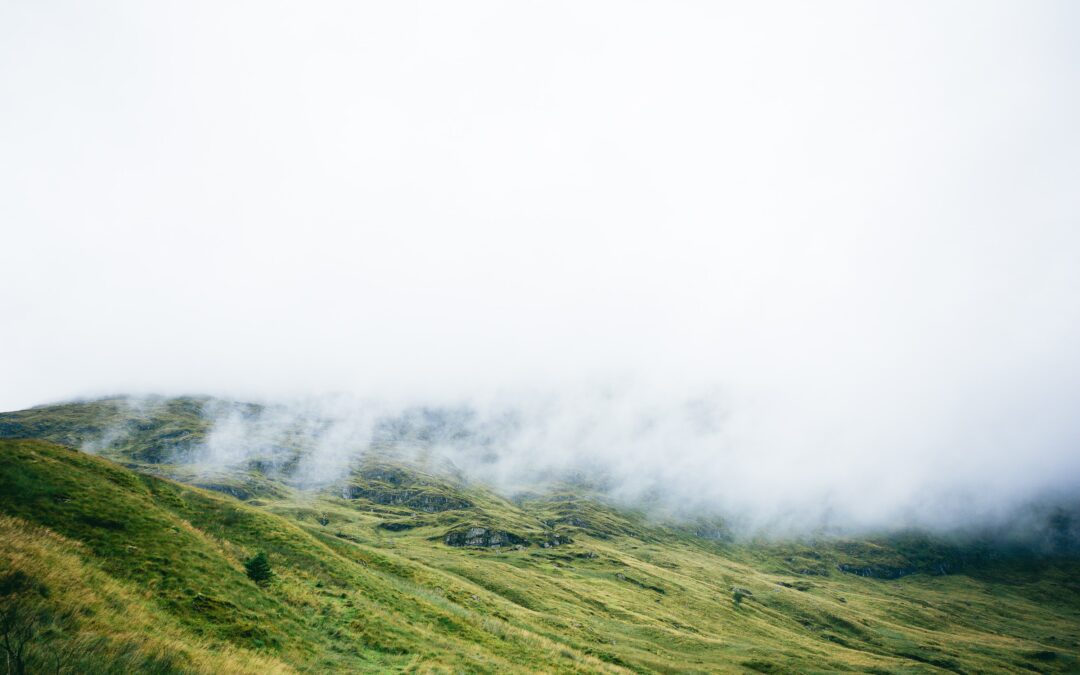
xmin=2 ymin=399 xmax=1080 ymax=673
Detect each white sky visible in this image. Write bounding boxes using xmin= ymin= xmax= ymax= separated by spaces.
xmin=2 ymin=2 xmax=1079 ymax=521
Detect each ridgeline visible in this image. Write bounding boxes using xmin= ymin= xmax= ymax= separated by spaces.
xmin=0 ymin=398 xmax=1077 ymax=673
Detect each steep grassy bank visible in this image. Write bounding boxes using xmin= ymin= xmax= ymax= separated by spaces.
xmin=1 ymin=400 xmax=1079 ymax=673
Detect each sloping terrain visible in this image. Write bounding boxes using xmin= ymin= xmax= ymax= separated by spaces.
xmin=1 ymin=400 xmax=1079 ymax=673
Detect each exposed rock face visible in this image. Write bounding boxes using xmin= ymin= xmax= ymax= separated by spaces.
xmin=540 ymin=534 xmax=572 ymax=548
xmin=557 ymin=516 xmax=590 ymax=528
xmin=444 ymin=527 xmax=526 ymax=548
xmin=837 ymin=564 xmax=917 ymax=579
xmin=357 ymin=467 xmax=413 ymax=486
xmin=836 ymin=560 xmax=961 ymax=579
xmin=341 ymin=486 xmax=472 ymax=512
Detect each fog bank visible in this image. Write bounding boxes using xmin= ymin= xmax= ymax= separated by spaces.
xmin=2 ymin=2 xmax=1079 ymax=533
xmin=122 ymin=382 xmax=1078 ymax=537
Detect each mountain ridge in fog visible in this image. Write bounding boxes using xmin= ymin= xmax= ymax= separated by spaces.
xmin=2 ymin=392 xmax=1078 ymax=549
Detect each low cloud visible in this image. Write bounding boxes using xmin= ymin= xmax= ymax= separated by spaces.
xmin=168 ymin=374 xmax=1080 ymax=537
xmin=2 ymin=2 xmax=1079 ymax=538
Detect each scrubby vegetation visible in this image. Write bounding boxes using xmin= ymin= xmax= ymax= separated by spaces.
xmin=1 ymin=399 xmax=1079 ymax=673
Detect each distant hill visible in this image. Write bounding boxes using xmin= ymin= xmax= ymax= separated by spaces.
xmin=0 ymin=399 xmax=1078 ymax=673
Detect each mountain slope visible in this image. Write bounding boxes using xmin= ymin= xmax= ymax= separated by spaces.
xmin=1 ymin=400 xmax=1079 ymax=673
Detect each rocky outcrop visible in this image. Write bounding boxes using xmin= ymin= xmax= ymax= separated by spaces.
xmin=836 ymin=564 xmax=918 ymax=579
xmin=556 ymin=516 xmax=590 ymax=528
xmin=341 ymin=486 xmax=472 ymax=512
xmin=540 ymin=533 xmax=572 ymax=548
xmin=357 ymin=467 xmax=413 ymax=486
xmin=444 ymin=527 xmax=526 ymax=548
xmin=836 ymin=559 xmax=961 ymax=579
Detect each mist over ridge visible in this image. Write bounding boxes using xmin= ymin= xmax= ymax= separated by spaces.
xmin=48 ymin=380 xmax=1078 ymax=541
xmin=3 ymin=1 xmax=1080 ymax=539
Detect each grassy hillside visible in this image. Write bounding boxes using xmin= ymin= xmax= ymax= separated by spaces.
xmin=2 ymin=400 xmax=1079 ymax=673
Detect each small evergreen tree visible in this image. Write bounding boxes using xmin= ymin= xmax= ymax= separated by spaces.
xmin=244 ymin=552 xmax=273 ymax=586
xmin=732 ymin=586 xmax=752 ymax=606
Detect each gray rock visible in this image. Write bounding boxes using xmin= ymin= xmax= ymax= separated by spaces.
xmin=444 ymin=527 xmax=527 ymax=548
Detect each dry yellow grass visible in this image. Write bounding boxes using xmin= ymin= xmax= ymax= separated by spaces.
xmin=0 ymin=514 xmax=292 ymax=675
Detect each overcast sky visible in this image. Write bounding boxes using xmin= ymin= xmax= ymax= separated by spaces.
xmin=2 ymin=2 xmax=1079 ymax=520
